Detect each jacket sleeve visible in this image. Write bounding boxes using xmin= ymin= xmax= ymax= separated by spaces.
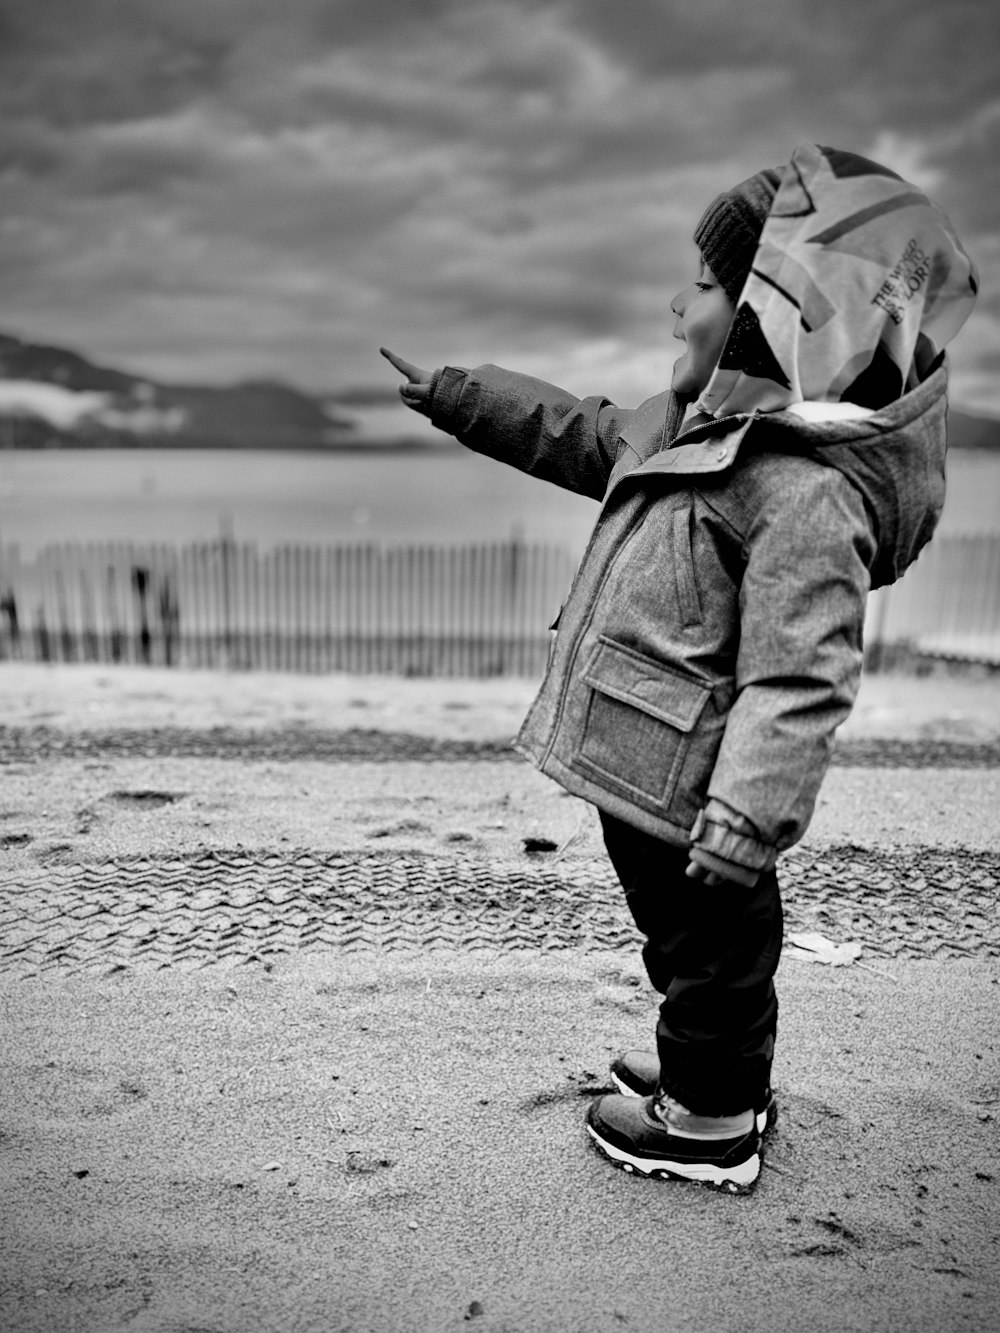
xmin=426 ymin=363 xmax=634 ymax=501
xmin=700 ymin=467 xmax=877 ymax=864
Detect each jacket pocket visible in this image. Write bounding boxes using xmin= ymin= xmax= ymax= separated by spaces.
xmin=573 ymin=636 xmax=712 ymax=812
xmin=671 ymin=509 xmax=702 ymax=627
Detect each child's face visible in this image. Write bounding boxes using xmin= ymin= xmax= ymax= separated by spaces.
xmin=669 ymin=262 xmax=736 ymax=397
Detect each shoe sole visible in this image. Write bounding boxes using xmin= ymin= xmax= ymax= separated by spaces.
xmin=610 ymin=1071 xmax=776 ymax=1138
xmin=586 ymin=1124 xmax=760 ymax=1195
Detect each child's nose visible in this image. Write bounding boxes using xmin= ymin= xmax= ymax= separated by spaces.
xmin=670 ymin=291 xmax=685 ymax=316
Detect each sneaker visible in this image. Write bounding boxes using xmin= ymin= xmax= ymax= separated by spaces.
xmin=609 ymin=1049 xmax=777 ymax=1135
xmin=586 ymin=1093 xmax=761 ymax=1193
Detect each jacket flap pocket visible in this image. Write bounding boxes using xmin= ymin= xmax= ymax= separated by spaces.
xmin=581 ymin=638 xmax=709 ymax=733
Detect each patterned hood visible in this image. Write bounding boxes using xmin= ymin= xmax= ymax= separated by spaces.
xmin=695 ymin=143 xmax=978 ymax=419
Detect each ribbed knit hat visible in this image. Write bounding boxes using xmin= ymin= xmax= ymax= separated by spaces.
xmin=693 ymin=167 xmax=784 ymax=305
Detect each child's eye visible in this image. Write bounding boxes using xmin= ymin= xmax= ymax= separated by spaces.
xmin=695 ymin=281 xmax=714 ymax=292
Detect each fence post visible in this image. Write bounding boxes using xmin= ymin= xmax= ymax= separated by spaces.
xmin=865 ymin=584 xmax=892 ymax=672
xmin=219 ymin=514 xmax=235 ymax=669
xmin=0 ymin=543 xmax=23 ymax=661
xmin=131 ymin=564 xmax=152 ymax=664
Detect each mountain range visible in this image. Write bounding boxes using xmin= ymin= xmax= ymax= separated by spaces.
xmin=0 ymin=331 xmax=997 ymax=451
xmin=0 ymin=333 xmax=384 ymax=450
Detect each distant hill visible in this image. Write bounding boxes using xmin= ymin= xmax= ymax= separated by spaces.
xmin=0 ymin=330 xmax=997 ymax=451
xmin=0 ymin=332 xmax=358 ymax=450
xmin=946 ymin=407 xmax=1000 ymax=451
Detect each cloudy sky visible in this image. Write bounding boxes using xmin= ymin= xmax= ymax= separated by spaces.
xmin=2 ymin=0 xmax=998 ymax=432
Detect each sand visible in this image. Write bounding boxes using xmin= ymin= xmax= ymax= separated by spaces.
xmin=1 ymin=664 xmax=999 ymax=1333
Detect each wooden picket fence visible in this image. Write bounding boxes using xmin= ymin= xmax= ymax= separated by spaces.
xmin=0 ymin=539 xmax=575 ymax=676
xmin=0 ymin=534 xmax=998 ymax=675
xmin=864 ymin=532 xmax=1000 ymax=668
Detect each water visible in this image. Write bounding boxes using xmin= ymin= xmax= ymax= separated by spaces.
xmin=0 ymin=448 xmax=598 ymax=557
xmin=0 ymin=445 xmax=997 ymax=558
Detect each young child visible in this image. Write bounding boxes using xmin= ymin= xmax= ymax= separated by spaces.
xmin=381 ymin=143 xmax=977 ymax=1192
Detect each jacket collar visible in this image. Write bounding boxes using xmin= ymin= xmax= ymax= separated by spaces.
xmin=618 ymin=361 xmax=949 ymax=465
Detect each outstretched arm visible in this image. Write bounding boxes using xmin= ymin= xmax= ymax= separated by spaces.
xmin=380 ymin=345 xmax=636 ymax=500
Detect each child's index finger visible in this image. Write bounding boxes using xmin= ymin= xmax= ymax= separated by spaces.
xmin=380 ymin=347 xmax=416 ymax=377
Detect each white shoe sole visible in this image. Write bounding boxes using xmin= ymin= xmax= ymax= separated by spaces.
xmin=610 ymin=1072 xmax=771 ymax=1136
xmin=587 ymin=1124 xmax=761 ymax=1192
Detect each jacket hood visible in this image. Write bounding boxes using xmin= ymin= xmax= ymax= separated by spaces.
xmin=758 ymin=362 xmax=950 ymax=587
xmin=695 ymin=143 xmax=978 ymax=420
xmin=625 ymin=363 xmax=948 ymax=588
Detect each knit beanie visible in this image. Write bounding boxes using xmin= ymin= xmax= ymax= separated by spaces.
xmin=693 ymin=167 xmax=784 ymax=305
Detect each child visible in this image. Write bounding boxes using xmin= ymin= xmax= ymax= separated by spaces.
xmin=381 ymin=143 xmax=977 ymax=1192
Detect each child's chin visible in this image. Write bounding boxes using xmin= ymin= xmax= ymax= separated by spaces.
xmin=671 ymin=361 xmax=697 ymax=395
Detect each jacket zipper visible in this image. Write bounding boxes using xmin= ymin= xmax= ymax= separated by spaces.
xmin=676 ymin=409 xmax=757 ymax=437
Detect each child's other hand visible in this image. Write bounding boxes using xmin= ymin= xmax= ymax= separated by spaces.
xmin=685 ymin=858 xmax=724 ymax=887
xmin=685 ymin=855 xmax=760 ymax=889
xmin=380 ymin=347 xmax=433 ymax=413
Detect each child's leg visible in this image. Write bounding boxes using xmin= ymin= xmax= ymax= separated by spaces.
xmin=600 ymin=810 xmax=782 ymax=1117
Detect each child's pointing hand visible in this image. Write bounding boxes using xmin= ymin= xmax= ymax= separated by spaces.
xmin=380 ymin=347 xmax=434 ymax=415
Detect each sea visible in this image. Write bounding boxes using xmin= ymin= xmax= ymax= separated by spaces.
xmin=1 ymin=445 xmax=998 ymax=558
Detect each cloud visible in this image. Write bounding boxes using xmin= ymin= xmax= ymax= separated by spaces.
xmin=0 ymin=5 xmax=230 ymax=127
xmin=0 ymin=380 xmax=111 ymax=428
xmin=0 ymin=0 xmax=997 ymax=412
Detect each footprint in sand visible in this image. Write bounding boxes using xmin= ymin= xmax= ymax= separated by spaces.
xmin=366 ymin=818 xmax=433 ymax=839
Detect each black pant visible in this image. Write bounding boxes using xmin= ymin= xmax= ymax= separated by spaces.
xmin=601 ymin=811 xmax=783 ymax=1117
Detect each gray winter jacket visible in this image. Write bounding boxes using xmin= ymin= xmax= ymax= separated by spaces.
xmin=426 ymin=360 xmax=950 ymax=879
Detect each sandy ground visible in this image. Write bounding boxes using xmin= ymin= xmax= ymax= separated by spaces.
xmin=3 ymin=955 xmax=998 ymax=1333
xmin=1 ymin=664 xmax=999 ymax=1333
xmin=3 ymin=661 xmax=1000 ymax=741
xmin=2 ymin=664 xmax=999 ymax=867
